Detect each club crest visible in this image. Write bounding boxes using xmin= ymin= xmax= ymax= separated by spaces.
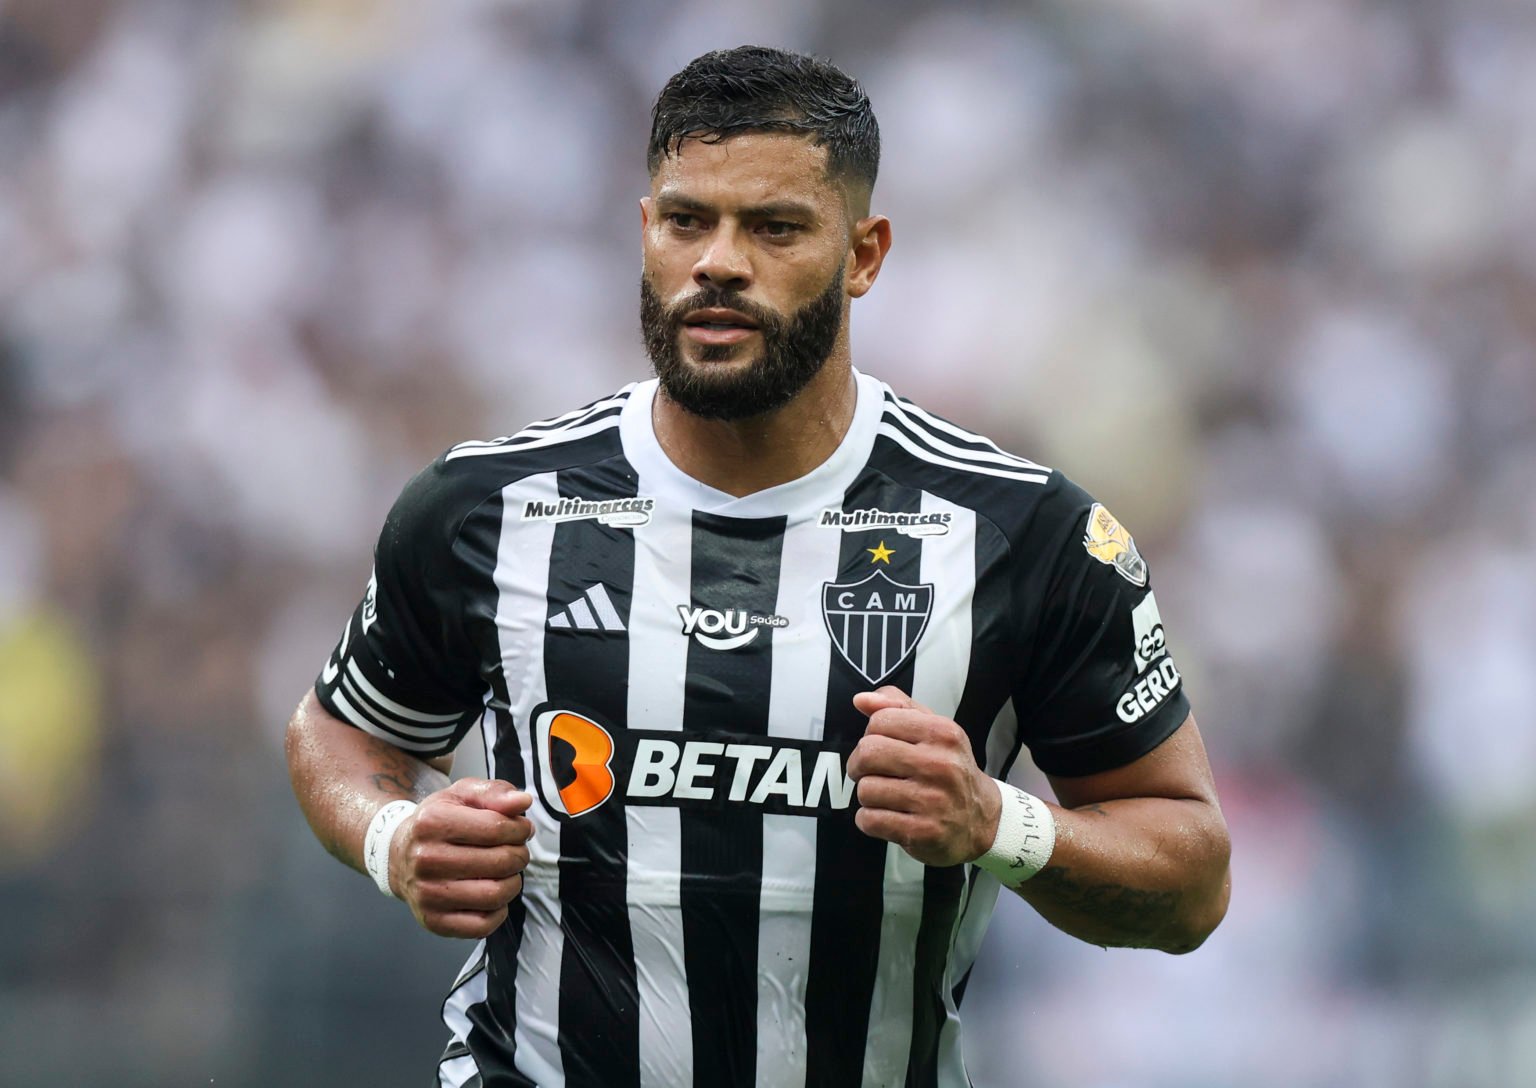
xmin=821 ymin=569 xmax=934 ymax=685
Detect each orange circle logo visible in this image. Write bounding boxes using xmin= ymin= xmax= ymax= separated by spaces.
xmin=533 ymin=709 xmax=616 ymax=818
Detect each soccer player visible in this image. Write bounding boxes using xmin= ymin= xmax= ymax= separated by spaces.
xmin=286 ymin=45 xmax=1231 ymax=1088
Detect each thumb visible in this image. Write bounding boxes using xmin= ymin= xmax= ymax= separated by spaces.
xmin=852 ymin=685 xmax=931 ymax=716
xmin=448 ymin=778 xmax=533 ymax=818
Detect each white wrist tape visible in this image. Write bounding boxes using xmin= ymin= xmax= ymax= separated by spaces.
xmin=363 ymin=800 xmax=418 ymax=898
xmin=974 ymin=779 xmax=1056 ymax=886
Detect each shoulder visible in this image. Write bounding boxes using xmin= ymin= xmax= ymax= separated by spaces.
xmin=865 ymin=380 xmax=1094 ymax=544
xmin=385 ymin=384 xmax=639 ymax=553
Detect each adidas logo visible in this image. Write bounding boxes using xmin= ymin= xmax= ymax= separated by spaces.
xmin=548 ymin=583 xmax=626 ymax=633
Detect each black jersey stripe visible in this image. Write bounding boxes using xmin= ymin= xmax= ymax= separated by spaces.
xmin=417 ymin=491 xmax=533 ymax=1088
xmin=906 ymin=538 xmax=1007 ymax=1083
xmin=453 ymin=492 xmax=538 ymax=1088
xmin=546 ymin=459 xmax=642 ymax=1088
xmin=863 ymin=446 xmax=1030 ymax=1088
xmin=905 ymin=863 xmax=966 ymax=1088
xmin=805 ymin=473 xmax=927 ymax=1087
xmin=463 ymin=707 xmax=536 ymax=1088
xmin=679 ymin=512 xmax=787 ymax=1087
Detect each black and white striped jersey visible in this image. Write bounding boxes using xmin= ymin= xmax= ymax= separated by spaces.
xmin=315 ymin=369 xmax=1191 ymax=1088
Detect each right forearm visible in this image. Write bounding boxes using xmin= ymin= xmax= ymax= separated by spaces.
xmin=284 ymin=688 xmax=450 ymax=873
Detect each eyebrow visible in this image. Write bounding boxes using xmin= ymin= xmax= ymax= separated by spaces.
xmin=654 ymin=192 xmax=820 ymax=222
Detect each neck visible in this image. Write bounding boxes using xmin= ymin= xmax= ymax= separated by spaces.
xmin=651 ymin=353 xmax=859 ymax=498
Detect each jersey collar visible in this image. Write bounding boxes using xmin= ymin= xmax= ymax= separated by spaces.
xmin=619 ymin=368 xmax=884 ymax=521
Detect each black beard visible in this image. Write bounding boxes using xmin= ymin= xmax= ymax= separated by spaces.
xmin=640 ymin=268 xmax=845 ymax=422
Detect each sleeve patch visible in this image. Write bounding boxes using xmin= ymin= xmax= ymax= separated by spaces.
xmin=1082 ymin=503 xmax=1148 ymax=587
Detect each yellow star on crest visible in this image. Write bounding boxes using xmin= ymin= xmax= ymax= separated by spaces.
xmin=867 ymin=540 xmax=895 ymax=564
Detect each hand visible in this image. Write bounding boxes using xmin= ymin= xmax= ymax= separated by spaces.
xmin=389 ymin=778 xmax=534 ymax=939
xmin=847 ymin=686 xmax=1001 ymax=867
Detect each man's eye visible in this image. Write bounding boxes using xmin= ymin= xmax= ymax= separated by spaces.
xmin=760 ymin=221 xmax=799 ymax=237
xmin=667 ymin=213 xmax=700 ymax=230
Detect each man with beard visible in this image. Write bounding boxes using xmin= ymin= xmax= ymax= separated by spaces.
xmin=286 ymin=46 xmax=1230 ymax=1088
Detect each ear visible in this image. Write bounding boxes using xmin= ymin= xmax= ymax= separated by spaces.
xmin=846 ymin=214 xmax=892 ymax=299
xmin=640 ymin=196 xmax=653 ymax=231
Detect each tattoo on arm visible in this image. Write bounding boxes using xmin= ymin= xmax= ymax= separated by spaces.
xmin=365 ymin=737 xmax=439 ymax=801
xmin=1026 ymin=866 xmax=1182 ymax=948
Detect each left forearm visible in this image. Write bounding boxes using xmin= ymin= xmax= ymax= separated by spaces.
xmin=1011 ymin=795 xmax=1230 ymax=953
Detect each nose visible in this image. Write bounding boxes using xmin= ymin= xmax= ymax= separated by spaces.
xmin=692 ymin=225 xmax=752 ymax=292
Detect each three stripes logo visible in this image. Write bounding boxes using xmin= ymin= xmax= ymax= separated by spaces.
xmin=547 ymin=583 xmax=626 ymax=633
xmin=532 ymin=707 xmax=617 ymax=819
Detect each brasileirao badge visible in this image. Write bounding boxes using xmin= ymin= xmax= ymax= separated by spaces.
xmin=821 ymin=569 xmax=934 ymax=686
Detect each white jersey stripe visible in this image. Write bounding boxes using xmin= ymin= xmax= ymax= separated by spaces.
xmin=438 ymin=946 xmax=487 ymax=1088
xmin=861 ymin=495 xmax=977 ymax=1086
xmin=495 ymin=472 xmax=566 ymax=1088
xmin=861 ymin=843 xmax=926 ymax=1087
xmin=449 ymin=389 xmax=634 ymax=453
xmin=881 ymin=407 xmax=1052 ymax=478
xmin=328 ymin=688 xmax=446 ymax=752
xmin=340 ymin=673 xmax=460 ymax=737
xmin=345 ymin=659 xmax=463 ymax=723
xmin=943 ymin=700 xmax=1022 ymax=1051
xmin=983 ymin=698 xmax=1020 ymax=779
xmin=757 ymin=513 xmax=843 ymax=1088
xmin=446 ymin=414 xmax=624 ymax=462
xmin=933 ymin=871 xmax=977 ymax=1088
xmin=877 ymin=422 xmax=1051 ymax=485
xmin=888 ymin=395 xmax=1050 ymax=472
xmin=625 ymin=493 xmax=694 ymax=1088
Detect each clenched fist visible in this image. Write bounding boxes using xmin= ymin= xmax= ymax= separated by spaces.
xmin=389 ymin=778 xmax=534 ymax=939
xmin=847 ymin=686 xmax=1001 ymax=867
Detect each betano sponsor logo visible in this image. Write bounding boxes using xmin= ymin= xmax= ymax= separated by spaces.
xmin=677 ymin=605 xmax=789 ymax=650
xmin=521 ymin=496 xmax=655 ymax=527
xmin=529 ymin=705 xmax=855 ymax=819
xmin=629 ymin=738 xmax=854 ymax=812
xmin=818 ymin=507 xmax=952 ymax=537
xmin=532 ymin=709 xmax=617 ymax=818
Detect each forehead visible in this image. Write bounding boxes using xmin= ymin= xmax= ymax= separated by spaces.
xmin=650 ymin=131 xmax=841 ymax=211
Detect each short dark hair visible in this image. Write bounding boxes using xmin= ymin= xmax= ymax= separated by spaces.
xmin=647 ymin=46 xmax=880 ymax=195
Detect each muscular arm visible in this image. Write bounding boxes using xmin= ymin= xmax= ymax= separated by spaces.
xmin=849 ymin=690 xmax=1230 ymax=955
xmin=1014 ymin=715 xmax=1230 ymax=953
xmin=285 ymin=688 xmax=533 ymax=939
xmin=284 ymin=688 xmax=452 ymax=872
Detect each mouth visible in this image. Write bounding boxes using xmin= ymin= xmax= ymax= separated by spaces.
xmin=681 ymin=307 xmax=761 ymax=347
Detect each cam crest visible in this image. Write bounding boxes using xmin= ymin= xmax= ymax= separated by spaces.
xmin=821 ymin=569 xmax=934 ymax=686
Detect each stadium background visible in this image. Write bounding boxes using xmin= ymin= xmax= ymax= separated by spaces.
xmin=2 ymin=0 xmax=1534 ymax=1085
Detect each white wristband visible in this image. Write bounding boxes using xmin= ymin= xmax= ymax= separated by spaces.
xmin=363 ymin=800 xmax=418 ymax=898
xmin=974 ymin=779 xmax=1056 ymax=886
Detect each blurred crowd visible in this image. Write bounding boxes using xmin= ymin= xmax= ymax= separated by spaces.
xmin=1 ymin=0 xmax=1534 ymax=1085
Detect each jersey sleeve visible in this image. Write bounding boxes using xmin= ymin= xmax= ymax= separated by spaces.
xmin=1009 ymin=476 xmax=1191 ymax=778
xmin=314 ymin=458 xmax=487 ymax=758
